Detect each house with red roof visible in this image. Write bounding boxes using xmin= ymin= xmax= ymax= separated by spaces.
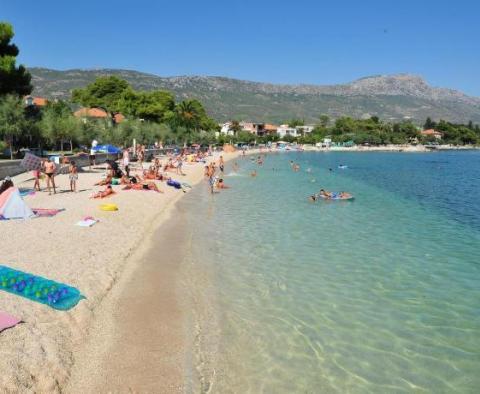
xmin=74 ymin=107 xmax=125 ymax=124
xmin=420 ymin=129 xmax=443 ymax=140
xmin=24 ymin=96 xmax=48 ymax=107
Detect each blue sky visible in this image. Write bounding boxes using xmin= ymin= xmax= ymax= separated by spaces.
xmin=2 ymin=0 xmax=480 ymax=95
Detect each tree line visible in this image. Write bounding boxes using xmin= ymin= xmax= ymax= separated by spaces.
xmin=0 ymin=22 xmax=220 ymax=158
xmin=1 ymin=21 xmax=479 ymax=159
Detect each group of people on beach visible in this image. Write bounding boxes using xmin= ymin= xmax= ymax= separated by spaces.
xmin=204 ymin=155 xmax=232 ymax=193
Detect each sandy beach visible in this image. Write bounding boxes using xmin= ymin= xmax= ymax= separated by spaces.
xmin=0 ymin=150 xmax=240 ymax=392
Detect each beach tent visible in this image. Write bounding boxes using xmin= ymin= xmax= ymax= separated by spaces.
xmin=93 ymin=144 xmax=122 ymax=154
xmin=0 ymin=187 xmax=35 ymax=220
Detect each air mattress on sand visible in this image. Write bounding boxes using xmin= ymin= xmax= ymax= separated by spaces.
xmin=0 ymin=265 xmax=84 ymax=311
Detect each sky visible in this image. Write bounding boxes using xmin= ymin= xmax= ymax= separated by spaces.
xmin=2 ymin=0 xmax=480 ymax=96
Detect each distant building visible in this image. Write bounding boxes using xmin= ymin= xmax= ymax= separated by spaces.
xmin=113 ymin=113 xmax=125 ymax=124
xmin=74 ymin=107 xmax=125 ymax=124
xmin=240 ymin=122 xmax=256 ymax=134
xmin=264 ymin=124 xmax=278 ymax=135
xmin=420 ymin=129 xmax=443 ymax=140
xmin=220 ymin=122 xmax=234 ymax=135
xmin=277 ymin=124 xmax=299 ymax=138
xmin=24 ymin=96 xmax=48 ymax=107
xmin=74 ymin=107 xmax=109 ymax=119
xmin=296 ymin=125 xmax=314 ymax=135
xmin=316 ymin=137 xmax=332 ymax=148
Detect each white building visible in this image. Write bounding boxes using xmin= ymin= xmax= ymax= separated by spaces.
xmin=277 ymin=124 xmax=299 ymax=138
xmin=220 ymin=122 xmax=235 ymax=136
xmin=296 ymin=125 xmax=314 ymax=135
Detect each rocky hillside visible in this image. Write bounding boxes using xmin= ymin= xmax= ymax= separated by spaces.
xmin=29 ymin=67 xmax=480 ymax=124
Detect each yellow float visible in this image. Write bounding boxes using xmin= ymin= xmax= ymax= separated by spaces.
xmin=99 ymin=203 xmax=118 ymax=211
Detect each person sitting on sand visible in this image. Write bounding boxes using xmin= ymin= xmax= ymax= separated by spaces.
xmin=91 ymin=185 xmax=115 ymax=199
xmin=0 ymin=176 xmax=14 ymax=195
xmin=95 ymin=175 xmax=113 ymax=186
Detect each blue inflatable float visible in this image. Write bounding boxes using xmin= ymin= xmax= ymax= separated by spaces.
xmin=0 ymin=265 xmax=84 ymax=310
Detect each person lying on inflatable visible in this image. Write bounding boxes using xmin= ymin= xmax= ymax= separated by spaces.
xmin=309 ymin=189 xmax=353 ymax=201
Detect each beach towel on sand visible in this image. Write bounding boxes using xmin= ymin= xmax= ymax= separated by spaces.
xmin=76 ymin=218 xmax=98 ymax=227
xmin=32 ymin=208 xmax=65 ymax=217
xmin=0 ymin=265 xmax=84 ymax=311
xmin=0 ymin=311 xmax=21 ymax=333
xmin=19 ymin=188 xmax=36 ymax=197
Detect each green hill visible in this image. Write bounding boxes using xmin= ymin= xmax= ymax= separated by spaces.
xmin=29 ymin=67 xmax=480 ymax=124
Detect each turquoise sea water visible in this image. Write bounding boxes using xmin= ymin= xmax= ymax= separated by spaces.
xmin=182 ymin=151 xmax=480 ymax=393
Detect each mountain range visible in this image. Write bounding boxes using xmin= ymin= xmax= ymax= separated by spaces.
xmin=28 ymin=67 xmax=480 ymax=124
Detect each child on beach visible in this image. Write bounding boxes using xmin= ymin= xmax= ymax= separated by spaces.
xmin=69 ymin=160 xmax=78 ymax=192
xmin=33 ymin=168 xmax=41 ymax=191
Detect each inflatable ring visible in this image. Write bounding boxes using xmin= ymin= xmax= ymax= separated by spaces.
xmin=99 ymin=203 xmax=118 ymax=211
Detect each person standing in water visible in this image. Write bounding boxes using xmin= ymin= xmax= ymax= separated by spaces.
xmin=219 ymin=155 xmax=225 ymax=174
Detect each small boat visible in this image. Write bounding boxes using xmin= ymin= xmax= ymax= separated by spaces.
xmin=338 ymin=165 xmax=348 ymax=169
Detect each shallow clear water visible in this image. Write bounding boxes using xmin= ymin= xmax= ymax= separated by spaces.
xmin=183 ymin=151 xmax=480 ymax=393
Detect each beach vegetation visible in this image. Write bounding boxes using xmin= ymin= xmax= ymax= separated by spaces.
xmin=0 ymin=94 xmax=28 ymax=158
xmin=0 ymin=22 xmax=32 ymax=96
xmin=39 ymin=100 xmax=80 ymax=152
xmin=72 ymin=76 xmax=130 ymax=115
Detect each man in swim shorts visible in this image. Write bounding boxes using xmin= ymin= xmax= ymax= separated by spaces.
xmin=43 ymin=158 xmax=56 ymax=195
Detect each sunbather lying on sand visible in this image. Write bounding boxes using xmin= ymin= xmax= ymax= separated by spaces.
xmin=143 ymin=169 xmax=164 ymax=181
xmin=91 ymin=185 xmax=115 ymax=199
xmin=123 ymin=182 xmax=163 ymax=193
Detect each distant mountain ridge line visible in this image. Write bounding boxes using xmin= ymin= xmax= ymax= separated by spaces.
xmin=28 ymin=67 xmax=480 ymax=124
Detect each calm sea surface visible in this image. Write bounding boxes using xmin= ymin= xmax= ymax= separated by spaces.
xmin=181 ymin=151 xmax=480 ymax=393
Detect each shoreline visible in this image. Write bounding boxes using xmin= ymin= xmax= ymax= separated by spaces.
xmin=0 ymin=150 xmax=242 ymax=392
xmin=65 ymin=150 xmax=247 ymax=392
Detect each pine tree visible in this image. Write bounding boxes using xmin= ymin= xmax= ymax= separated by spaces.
xmin=0 ymin=22 xmax=32 ymax=96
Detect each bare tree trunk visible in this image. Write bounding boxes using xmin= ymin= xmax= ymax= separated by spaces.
xmin=60 ymin=139 xmax=64 ymax=153
xmin=70 ymin=139 xmax=73 ymax=152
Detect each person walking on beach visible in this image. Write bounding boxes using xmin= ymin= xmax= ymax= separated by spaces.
xmin=69 ymin=160 xmax=78 ymax=192
xmin=89 ymin=139 xmax=98 ymax=170
xmin=176 ymin=156 xmax=185 ymax=175
xmin=122 ymin=148 xmax=130 ymax=177
xmin=43 ymin=157 xmax=56 ymax=195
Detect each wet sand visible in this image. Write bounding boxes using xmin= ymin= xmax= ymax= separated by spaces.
xmin=66 ymin=206 xmax=188 ymax=393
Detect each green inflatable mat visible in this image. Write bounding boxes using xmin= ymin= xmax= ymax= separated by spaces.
xmin=0 ymin=265 xmax=84 ymax=310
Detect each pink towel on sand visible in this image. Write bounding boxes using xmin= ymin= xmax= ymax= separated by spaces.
xmin=0 ymin=311 xmax=21 ymax=333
